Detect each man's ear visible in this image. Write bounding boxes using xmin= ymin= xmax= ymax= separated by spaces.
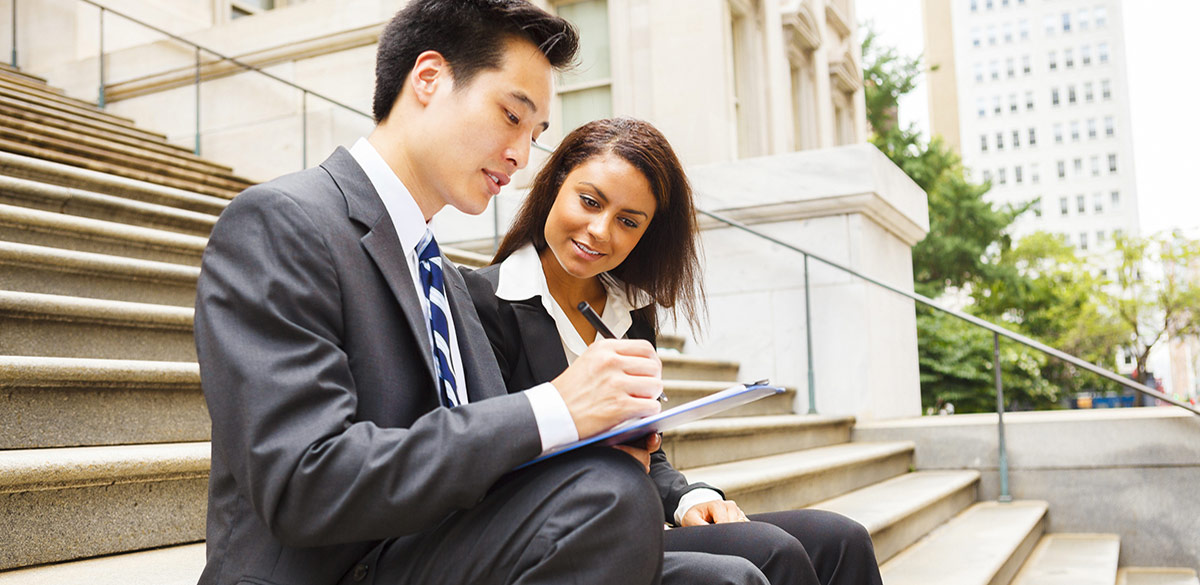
xmin=409 ymin=50 xmax=451 ymax=107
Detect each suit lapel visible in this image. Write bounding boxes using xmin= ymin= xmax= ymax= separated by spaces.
xmin=511 ymin=301 xmax=570 ymax=385
xmin=444 ymin=264 xmax=506 ymax=402
xmin=320 ymin=148 xmax=436 ymax=384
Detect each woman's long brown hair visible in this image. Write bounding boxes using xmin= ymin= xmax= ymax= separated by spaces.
xmin=493 ymin=117 xmax=705 ymax=335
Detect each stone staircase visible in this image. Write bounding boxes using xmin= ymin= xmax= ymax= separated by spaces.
xmin=1 ymin=64 xmax=1198 ymax=585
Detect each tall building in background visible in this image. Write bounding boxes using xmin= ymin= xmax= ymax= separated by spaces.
xmin=924 ymin=0 xmax=1139 ymax=251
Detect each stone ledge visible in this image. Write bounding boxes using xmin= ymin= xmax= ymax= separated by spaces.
xmin=0 ymin=356 xmax=199 ymax=389
xmin=0 ymin=441 xmax=210 ymax=494
xmin=685 ymin=440 xmax=914 ymax=494
xmin=667 ymin=413 xmax=852 ymax=439
xmin=0 ymin=241 xmax=199 ymax=285
xmin=0 ymin=291 xmax=193 ymax=330
xmin=0 ymin=202 xmax=207 ymax=265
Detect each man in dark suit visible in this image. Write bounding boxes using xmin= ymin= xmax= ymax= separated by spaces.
xmin=192 ymin=2 xmax=770 ymax=584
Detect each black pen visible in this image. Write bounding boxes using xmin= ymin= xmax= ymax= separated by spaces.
xmin=577 ymin=301 xmax=667 ymax=403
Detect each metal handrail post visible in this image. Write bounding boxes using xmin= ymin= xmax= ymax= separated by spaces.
xmin=193 ymin=46 xmax=200 ymax=155
xmin=804 ymin=253 xmax=817 ymax=414
xmin=97 ymin=6 xmax=105 ymax=108
xmin=994 ymin=332 xmax=1012 ymax=503
xmin=10 ymin=0 xmax=16 ymax=67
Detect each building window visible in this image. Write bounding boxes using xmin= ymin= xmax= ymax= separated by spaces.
xmin=1077 ymin=8 xmax=1089 ymax=30
xmin=1080 ymin=232 xmax=1089 ymax=250
xmin=1031 ymin=163 xmax=1040 ymax=183
xmin=1099 ymin=43 xmax=1110 ymax=64
xmin=994 ymin=95 xmax=1003 ymax=115
xmin=557 ymin=0 xmax=613 ymax=134
xmin=1022 ymin=55 xmax=1032 ymax=75
xmin=1102 ymin=80 xmax=1112 ymax=100
xmin=1081 ymin=45 xmax=1092 ymax=66
xmin=1029 ymin=127 xmax=1037 ymax=145
xmin=1025 ymin=91 xmax=1034 ymax=110
xmin=1077 ymin=194 xmax=1086 ymax=213
xmin=972 ymin=27 xmax=982 ymax=47
xmin=1070 ymin=121 xmax=1080 ymax=141
xmin=1109 ymin=154 xmax=1118 ymax=173
xmin=1003 ymin=23 xmax=1013 ymax=43
xmin=1044 ymin=15 xmax=1056 ymax=35
xmin=1013 ymin=130 xmax=1021 ymax=148
xmin=983 ymin=170 xmax=993 ymax=183
xmin=1095 ymin=6 xmax=1107 ymax=27
xmin=1062 ymin=12 xmax=1071 ymax=32
xmin=1074 ymin=158 xmax=1083 ymax=174
xmin=1006 ymin=58 xmax=1015 ymax=78
xmin=1065 ymin=49 xmax=1074 ymax=68
xmin=990 ymin=60 xmax=1000 ymax=80
xmin=1105 ymin=116 xmax=1115 ymax=136
xmin=1088 ymin=118 xmax=1097 ymax=139
xmin=1085 ymin=82 xmax=1094 ymax=103
xmin=1097 ymin=230 xmax=1105 ymax=242
xmin=975 ymin=62 xmax=984 ymax=83
xmin=1052 ymin=88 xmax=1060 ymax=106
xmin=1111 ymin=190 xmax=1120 ymax=207
xmin=981 ymin=134 xmax=989 ymax=152
xmin=996 ymin=132 xmax=1005 ymax=150
xmin=970 ymin=0 xmax=978 ymax=12
xmin=1090 ymin=155 xmax=1100 ymax=176
xmin=1019 ymin=19 xmax=1030 ymax=40
xmin=1048 ymin=51 xmax=1057 ymax=71
xmin=228 ymin=0 xmax=280 ymax=20
xmin=986 ymin=0 xmax=993 ymax=9
xmin=1060 ymin=196 xmax=1069 ymax=215
xmin=999 ymin=168 xmax=1008 ymax=185
xmin=1068 ymin=85 xmax=1077 ymax=104
xmin=1009 ymin=94 xmax=1018 ymax=113
xmin=988 ymin=25 xmax=997 ymax=46
xmin=977 ymin=98 xmax=987 ymax=118
xmin=1094 ymin=192 xmax=1104 ymax=213
xmin=1015 ymin=165 xmax=1024 ymax=183
xmin=1032 ymin=199 xmax=1043 ymax=217
xmin=1054 ymin=123 xmax=1063 ymax=143
xmin=1057 ymin=160 xmax=1066 ymax=178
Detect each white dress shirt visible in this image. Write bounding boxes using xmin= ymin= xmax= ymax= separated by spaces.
xmin=347 ymin=138 xmax=576 ymax=454
xmin=495 ymin=243 xmax=724 ymax=523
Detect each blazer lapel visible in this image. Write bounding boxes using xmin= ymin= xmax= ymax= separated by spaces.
xmin=444 ymin=264 xmax=506 ymax=403
xmin=511 ymin=301 xmax=570 ymax=385
xmin=320 ymin=148 xmax=436 ymax=383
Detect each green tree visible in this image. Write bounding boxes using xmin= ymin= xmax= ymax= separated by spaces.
xmin=1109 ymin=232 xmax=1200 ymax=385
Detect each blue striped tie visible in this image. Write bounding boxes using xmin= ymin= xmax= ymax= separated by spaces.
xmin=417 ymin=230 xmax=459 ymax=407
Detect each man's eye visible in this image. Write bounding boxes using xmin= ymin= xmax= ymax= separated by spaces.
xmin=506 ymin=111 xmax=520 ymax=124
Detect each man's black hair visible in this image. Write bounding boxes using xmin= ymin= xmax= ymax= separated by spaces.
xmin=373 ymin=0 xmax=580 ymax=123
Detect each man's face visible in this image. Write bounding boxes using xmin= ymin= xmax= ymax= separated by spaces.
xmin=413 ymin=38 xmax=553 ymax=216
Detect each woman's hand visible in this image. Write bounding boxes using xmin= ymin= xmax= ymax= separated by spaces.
xmin=680 ymin=500 xmax=750 ymax=526
xmin=611 ymin=433 xmax=662 ymax=473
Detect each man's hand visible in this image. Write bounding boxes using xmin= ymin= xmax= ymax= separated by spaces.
xmin=680 ymin=500 xmax=750 ymax=526
xmin=611 ymin=433 xmax=662 ymax=473
xmin=552 ymin=339 xmax=663 ymax=439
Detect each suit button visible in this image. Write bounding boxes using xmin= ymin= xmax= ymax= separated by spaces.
xmin=352 ymin=564 xmax=369 ymax=582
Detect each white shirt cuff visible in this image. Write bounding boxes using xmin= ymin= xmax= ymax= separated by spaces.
xmin=674 ymin=488 xmax=725 ymax=525
xmin=524 ymin=382 xmax=579 ymax=455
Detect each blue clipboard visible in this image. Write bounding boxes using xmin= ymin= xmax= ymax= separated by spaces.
xmin=517 ymin=382 xmax=784 ymax=469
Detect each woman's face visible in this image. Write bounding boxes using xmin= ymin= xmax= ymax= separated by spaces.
xmin=542 ymin=153 xmax=658 ymax=281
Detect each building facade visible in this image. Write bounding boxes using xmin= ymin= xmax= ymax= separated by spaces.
xmin=923 ymin=0 xmax=1139 ymax=252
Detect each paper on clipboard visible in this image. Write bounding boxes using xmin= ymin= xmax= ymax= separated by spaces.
xmin=517 ymin=382 xmax=784 ymax=469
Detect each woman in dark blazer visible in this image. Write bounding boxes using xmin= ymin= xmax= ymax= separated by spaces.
xmin=465 ymin=117 xmax=882 ymax=585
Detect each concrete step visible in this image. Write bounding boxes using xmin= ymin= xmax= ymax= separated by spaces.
xmin=0 ymin=99 xmax=231 ymax=174
xmin=0 ymin=542 xmax=205 ymax=585
xmin=0 ymin=203 xmax=206 ymax=266
xmin=658 ymin=333 xmax=687 ymax=352
xmin=663 ymin=414 xmax=853 ymax=468
xmin=0 ymin=150 xmax=231 ymax=214
xmin=0 ymin=241 xmax=198 ymax=306
xmin=0 ymin=123 xmax=250 ymax=193
xmin=0 ymin=291 xmax=195 ymax=362
xmin=0 ymin=136 xmax=242 ymax=199
xmin=0 ymin=70 xmax=71 ymax=101
xmin=809 ymin=469 xmax=980 ymax=563
xmin=880 ymin=500 xmax=1049 ymax=585
xmin=0 ymin=442 xmax=209 ymax=570
xmin=0 ymin=75 xmax=146 ymax=131
xmin=681 ymin=441 xmax=915 ymax=515
xmin=0 ymin=356 xmax=207 ymax=449
xmin=1118 ymin=568 xmax=1200 ymax=585
xmin=660 ymin=353 xmax=740 ymax=382
xmin=0 ymin=173 xmax=216 ymax=236
xmin=663 ymin=379 xmax=795 ymax=417
xmin=0 ymin=63 xmax=52 ymax=86
xmin=1011 ymin=533 xmax=1120 ymax=585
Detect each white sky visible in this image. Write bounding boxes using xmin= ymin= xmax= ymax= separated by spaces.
xmin=856 ymin=0 xmax=1200 ymax=237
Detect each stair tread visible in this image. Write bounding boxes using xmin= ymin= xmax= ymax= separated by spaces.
xmin=0 ymin=543 xmax=205 ymax=585
xmin=880 ymin=500 xmax=1049 ymax=585
xmin=668 ymin=414 xmax=852 ymax=437
xmin=1011 ymin=533 xmax=1120 ymax=585
xmin=1118 ymin=568 xmax=1200 ymax=585
xmin=809 ymin=470 xmax=980 ymax=534
xmin=0 ymin=202 xmax=207 ymax=250
xmin=0 ymin=355 xmax=199 ymax=386
xmin=682 ymin=440 xmax=914 ymax=488
xmin=0 ymin=441 xmax=210 ymax=492
xmin=0 ymin=241 xmax=199 ymax=282
xmin=0 ymin=290 xmax=193 ymax=327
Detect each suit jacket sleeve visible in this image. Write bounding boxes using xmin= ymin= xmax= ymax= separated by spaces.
xmin=195 ymin=187 xmax=542 ymax=548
